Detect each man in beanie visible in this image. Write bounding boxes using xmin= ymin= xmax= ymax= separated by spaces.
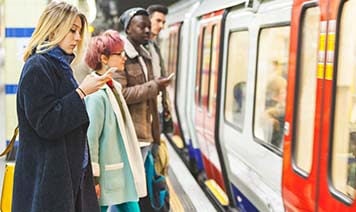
xmin=114 ymin=7 xmax=171 ymax=208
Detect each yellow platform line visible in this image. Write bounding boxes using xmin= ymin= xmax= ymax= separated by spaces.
xmin=205 ymin=179 xmax=229 ymax=206
xmin=171 ymin=135 xmax=184 ymax=149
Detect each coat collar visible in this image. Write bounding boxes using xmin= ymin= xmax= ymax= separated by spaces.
xmin=45 ymin=46 xmax=78 ymax=87
xmin=46 ymin=46 xmax=75 ymax=65
xmin=123 ymin=37 xmax=151 ymax=60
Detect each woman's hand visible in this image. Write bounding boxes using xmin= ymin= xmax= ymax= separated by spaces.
xmin=77 ymin=72 xmax=113 ymax=97
xmin=95 ymin=184 xmax=101 ymax=199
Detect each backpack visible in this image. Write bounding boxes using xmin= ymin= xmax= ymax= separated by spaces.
xmin=144 ymin=151 xmax=170 ymax=212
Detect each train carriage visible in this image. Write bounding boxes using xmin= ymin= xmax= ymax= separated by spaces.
xmin=161 ymin=0 xmax=356 ymax=211
xmin=283 ymin=0 xmax=356 ymax=211
xmin=159 ymin=0 xmax=204 ymax=173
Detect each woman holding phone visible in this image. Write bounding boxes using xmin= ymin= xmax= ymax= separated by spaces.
xmin=13 ymin=1 xmax=112 ymax=211
xmin=84 ymin=29 xmax=146 ymax=212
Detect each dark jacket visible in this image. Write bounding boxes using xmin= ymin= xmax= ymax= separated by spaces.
xmin=13 ymin=49 xmax=99 ymax=212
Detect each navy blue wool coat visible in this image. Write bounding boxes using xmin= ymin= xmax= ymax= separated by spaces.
xmin=13 ymin=50 xmax=99 ymax=212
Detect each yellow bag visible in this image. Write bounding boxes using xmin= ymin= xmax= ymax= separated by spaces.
xmin=0 ymin=127 xmax=18 ymax=212
xmin=154 ymin=139 xmax=169 ymax=176
xmin=1 ymin=163 xmax=15 ymax=212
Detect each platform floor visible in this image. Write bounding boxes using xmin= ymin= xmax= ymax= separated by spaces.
xmin=165 ymin=140 xmax=216 ymax=212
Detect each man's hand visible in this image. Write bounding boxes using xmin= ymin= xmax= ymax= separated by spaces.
xmin=155 ymin=77 xmax=171 ymax=90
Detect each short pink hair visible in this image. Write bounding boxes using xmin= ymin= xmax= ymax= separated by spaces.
xmin=85 ymin=29 xmax=124 ymax=70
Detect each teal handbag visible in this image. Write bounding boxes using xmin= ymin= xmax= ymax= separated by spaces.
xmin=145 ymin=151 xmax=170 ymax=211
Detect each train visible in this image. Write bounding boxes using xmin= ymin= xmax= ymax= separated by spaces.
xmin=158 ymin=0 xmax=356 ymax=211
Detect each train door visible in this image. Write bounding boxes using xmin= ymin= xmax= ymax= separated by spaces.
xmin=218 ymin=0 xmax=292 ymax=211
xmin=282 ymin=0 xmax=322 ymax=211
xmin=283 ymin=0 xmax=356 ymax=211
xmin=194 ymin=10 xmax=229 ymax=206
xmin=219 ymin=6 xmax=258 ymax=211
xmin=317 ymin=0 xmax=356 ymax=210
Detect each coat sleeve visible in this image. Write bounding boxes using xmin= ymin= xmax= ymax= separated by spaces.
xmin=114 ymin=69 xmax=160 ymax=104
xmin=85 ymin=93 xmax=105 ymax=177
xmin=19 ymin=62 xmax=88 ymax=140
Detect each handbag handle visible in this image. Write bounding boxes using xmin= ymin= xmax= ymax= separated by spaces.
xmin=0 ymin=126 xmax=19 ymax=157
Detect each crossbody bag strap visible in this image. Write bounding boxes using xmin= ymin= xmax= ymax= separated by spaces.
xmin=0 ymin=126 xmax=19 ymax=157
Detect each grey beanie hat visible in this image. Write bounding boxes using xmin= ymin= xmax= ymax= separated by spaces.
xmin=120 ymin=7 xmax=149 ymax=31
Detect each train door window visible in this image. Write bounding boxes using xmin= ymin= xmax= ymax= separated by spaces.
xmin=224 ymin=30 xmax=249 ymax=130
xmin=294 ymin=6 xmax=320 ymax=174
xmin=171 ymin=31 xmax=179 ymax=75
xmin=196 ymin=27 xmax=207 ymax=106
xmin=168 ymin=30 xmax=179 ymax=77
xmin=254 ymin=26 xmax=290 ymax=152
xmin=160 ymin=32 xmax=170 ymax=70
xmin=199 ymin=28 xmax=212 ymax=105
xmin=196 ymin=30 xmax=204 ymax=106
xmin=168 ymin=29 xmax=179 ymax=93
xmin=208 ymin=25 xmax=219 ymax=115
xmin=331 ymin=0 xmax=356 ymax=200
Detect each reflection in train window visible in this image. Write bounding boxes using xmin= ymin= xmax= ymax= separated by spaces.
xmin=196 ymin=27 xmax=213 ymax=107
xmin=224 ymin=31 xmax=249 ymax=130
xmin=167 ymin=28 xmax=179 ymax=90
xmin=166 ymin=26 xmax=180 ymax=125
xmin=208 ymin=25 xmax=219 ymax=115
xmin=332 ymin=0 xmax=356 ymax=200
xmin=168 ymin=28 xmax=179 ymax=79
xmin=201 ymin=27 xmax=213 ymax=107
xmin=294 ymin=6 xmax=320 ymax=175
xmin=195 ymin=28 xmax=204 ymax=106
xmin=254 ymin=26 xmax=290 ymax=151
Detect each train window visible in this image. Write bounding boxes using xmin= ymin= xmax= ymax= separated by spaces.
xmin=196 ymin=29 xmax=204 ymax=106
xmin=208 ymin=25 xmax=219 ymax=115
xmin=224 ymin=30 xmax=249 ymax=130
xmin=167 ymin=29 xmax=179 ymax=99
xmin=168 ymin=30 xmax=179 ymax=78
xmin=254 ymin=26 xmax=290 ymax=152
xmin=160 ymin=33 xmax=170 ymax=70
xmin=332 ymin=0 xmax=356 ymax=200
xmin=196 ymin=28 xmax=205 ymax=106
xmin=294 ymin=6 xmax=320 ymax=174
xmin=196 ymin=27 xmax=213 ymax=107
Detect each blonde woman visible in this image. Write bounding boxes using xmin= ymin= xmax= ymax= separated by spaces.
xmin=85 ymin=30 xmax=146 ymax=212
xmin=13 ymin=1 xmax=111 ymax=211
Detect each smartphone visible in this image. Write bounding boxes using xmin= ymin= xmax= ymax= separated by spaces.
xmin=167 ymin=72 xmax=175 ymax=80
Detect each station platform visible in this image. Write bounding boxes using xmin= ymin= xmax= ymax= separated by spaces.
xmin=164 ymin=139 xmax=216 ymax=212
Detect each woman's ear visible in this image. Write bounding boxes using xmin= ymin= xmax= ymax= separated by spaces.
xmin=100 ymin=54 xmax=109 ymax=65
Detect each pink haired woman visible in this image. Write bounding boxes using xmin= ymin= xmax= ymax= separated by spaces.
xmin=85 ymin=30 xmax=146 ymax=212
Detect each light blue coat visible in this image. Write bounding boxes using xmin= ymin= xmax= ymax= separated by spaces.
xmin=85 ymin=78 xmax=146 ymax=206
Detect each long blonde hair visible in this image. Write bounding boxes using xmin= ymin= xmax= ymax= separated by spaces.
xmin=23 ymin=1 xmax=88 ymax=63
